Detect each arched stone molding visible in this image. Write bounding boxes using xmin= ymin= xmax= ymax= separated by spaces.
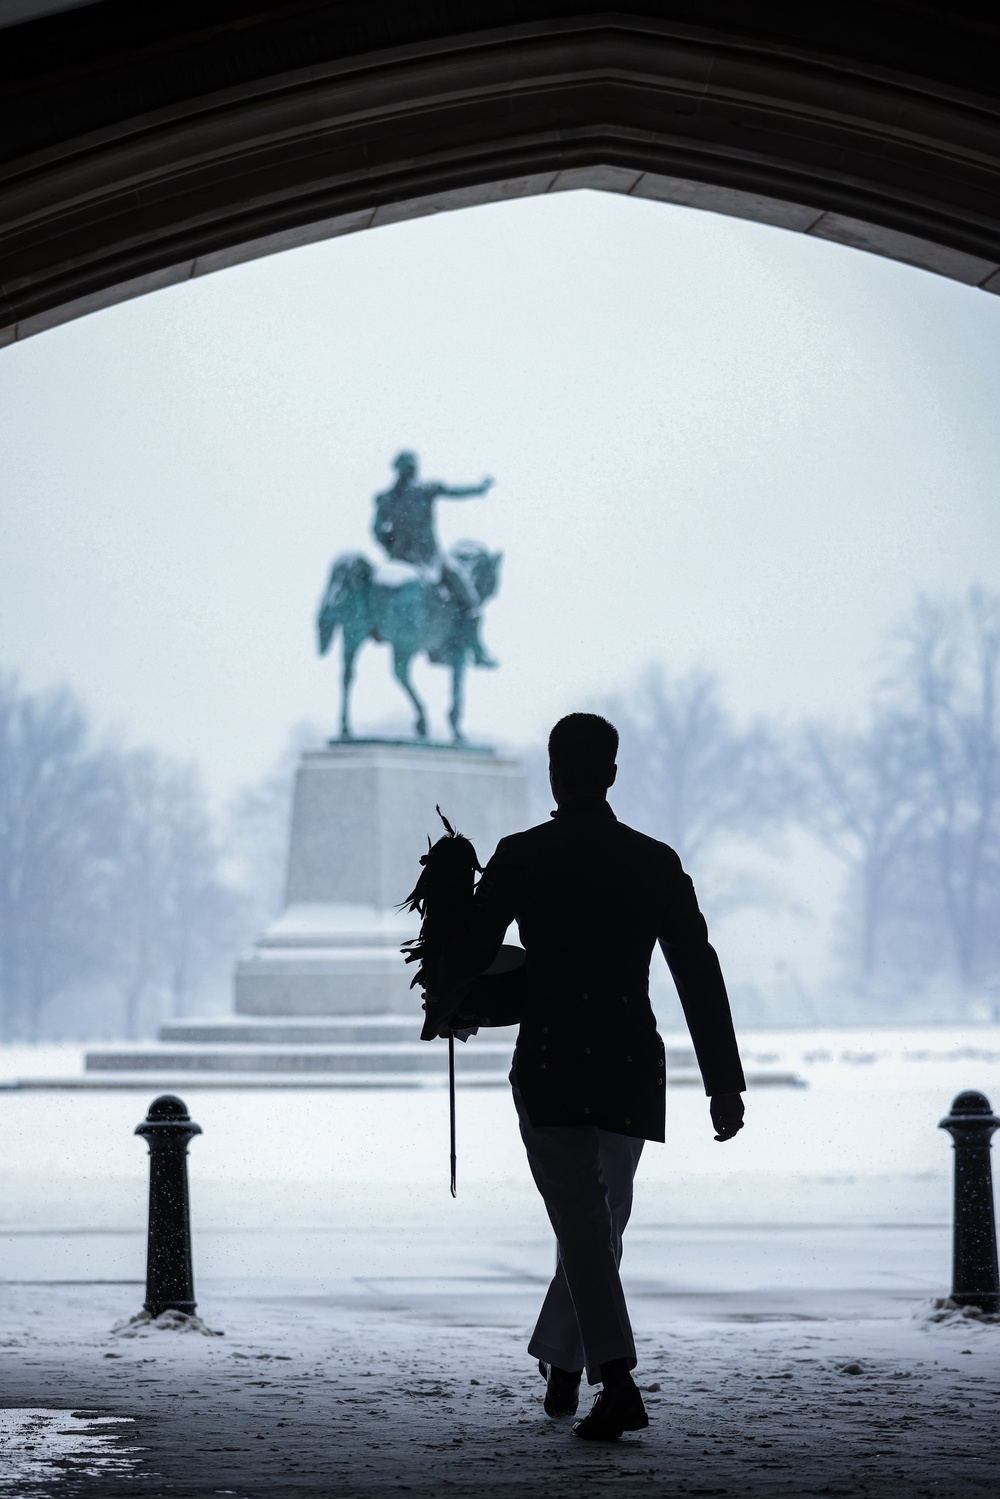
xmin=2 ymin=8 xmax=999 ymax=343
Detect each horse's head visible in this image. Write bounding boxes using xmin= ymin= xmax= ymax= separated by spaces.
xmin=450 ymin=542 xmax=503 ymax=605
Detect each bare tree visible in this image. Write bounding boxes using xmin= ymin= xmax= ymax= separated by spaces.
xmin=802 ymin=711 xmax=925 ymax=977
xmin=0 ymin=678 xmax=118 ymax=1039
xmin=224 ymin=722 xmax=324 ymax=931
xmin=158 ymin=771 xmax=242 ymax=1018
xmin=105 ymin=750 xmax=243 ymax=1036
xmin=0 ymin=676 xmax=249 ymax=1040
xmin=891 ymin=590 xmax=1000 ymax=989
xmin=805 ymin=589 xmax=1000 ymax=1001
xmin=602 ymin=668 xmax=794 ymax=913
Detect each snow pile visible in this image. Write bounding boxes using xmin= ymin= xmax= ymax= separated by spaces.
xmin=111 ymin=1307 xmax=223 ymax=1337
xmin=917 ymin=1296 xmax=1000 ymax=1326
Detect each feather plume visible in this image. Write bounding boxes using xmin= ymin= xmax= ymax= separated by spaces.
xmin=400 ymin=807 xmax=481 ymax=999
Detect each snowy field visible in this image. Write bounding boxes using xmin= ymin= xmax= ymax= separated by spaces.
xmin=2 ymin=1026 xmax=998 ymax=1258
xmin=1 ymin=1027 xmax=999 ymax=1496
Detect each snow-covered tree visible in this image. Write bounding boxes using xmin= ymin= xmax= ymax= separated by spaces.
xmin=0 ymin=678 xmax=118 ymax=1038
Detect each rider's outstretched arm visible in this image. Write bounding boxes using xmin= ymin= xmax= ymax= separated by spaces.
xmin=438 ymin=477 xmax=494 ymax=499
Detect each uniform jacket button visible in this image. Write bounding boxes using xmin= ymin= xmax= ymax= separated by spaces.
xmin=540 ymin=1044 xmax=547 ymax=1051
xmin=542 ymin=1026 xmax=549 ymax=1034
xmin=622 ymin=995 xmax=628 ymax=1003
xmin=540 ymin=1062 xmax=547 ymax=1070
xmin=583 ymin=1106 xmax=590 ymax=1115
xmin=657 ymin=1077 xmax=663 ymax=1086
xmin=582 ymin=991 xmax=589 ymax=1000
xmin=584 ymin=1046 xmax=591 ymax=1055
xmin=625 ymin=1055 xmax=632 ymax=1063
xmin=624 ymin=1117 xmax=631 ymax=1125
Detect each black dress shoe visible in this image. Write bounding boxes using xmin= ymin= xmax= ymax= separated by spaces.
xmin=538 ymin=1359 xmax=582 ymax=1417
xmin=572 ymin=1382 xmax=649 ymax=1441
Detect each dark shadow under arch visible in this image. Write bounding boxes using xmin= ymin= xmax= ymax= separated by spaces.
xmin=2 ymin=2 xmax=999 ymax=343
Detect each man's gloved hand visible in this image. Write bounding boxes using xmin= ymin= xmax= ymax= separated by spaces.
xmin=710 ymin=1093 xmax=745 ymax=1142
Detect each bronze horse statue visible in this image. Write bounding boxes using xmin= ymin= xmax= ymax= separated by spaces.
xmin=317 ymin=541 xmax=502 ymax=742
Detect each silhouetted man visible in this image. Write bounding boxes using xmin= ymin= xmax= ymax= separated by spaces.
xmin=439 ymin=713 xmax=746 ymax=1440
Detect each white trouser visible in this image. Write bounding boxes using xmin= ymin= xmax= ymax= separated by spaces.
xmin=512 ymin=1085 xmax=644 ymax=1385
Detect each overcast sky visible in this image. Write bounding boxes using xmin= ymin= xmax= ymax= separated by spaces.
xmin=2 ymin=189 xmax=998 ymax=801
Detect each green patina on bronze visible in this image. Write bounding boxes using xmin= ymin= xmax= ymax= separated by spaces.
xmin=317 ymin=452 xmax=501 ymax=743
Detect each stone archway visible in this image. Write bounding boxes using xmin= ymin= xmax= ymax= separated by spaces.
xmin=2 ymin=3 xmax=999 ymax=343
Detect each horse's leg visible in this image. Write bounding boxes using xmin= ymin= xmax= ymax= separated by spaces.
xmin=393 ymin=648 xmax=428 ymax=738
xmin=341 ymin=628 xmax=362 ymax=739
xmin=448 ymin=655 xmax=466 ymax=743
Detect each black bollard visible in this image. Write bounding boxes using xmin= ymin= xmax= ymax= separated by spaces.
xmin=939 ymin=1090 xmax=1000 ymax=1314
xmin=135 ymin=1094 xmax=202 ymax=1318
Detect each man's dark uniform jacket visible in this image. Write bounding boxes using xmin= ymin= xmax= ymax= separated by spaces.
xmin=439 ymin=798 xmax=745 ymax=1143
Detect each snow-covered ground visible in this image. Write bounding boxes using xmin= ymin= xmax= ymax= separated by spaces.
xmin=1 ymin=1028 xmax=998 ymax=1495
xmin=2 ymin=1026 xmax=997 ymax=1247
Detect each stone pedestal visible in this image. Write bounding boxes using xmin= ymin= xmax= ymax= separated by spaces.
xmin=233 ymin=741 xmax=529 ymax=1016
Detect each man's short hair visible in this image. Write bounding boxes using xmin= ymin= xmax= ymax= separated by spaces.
xmin=548 ymin=713 xmax=619 ymax=791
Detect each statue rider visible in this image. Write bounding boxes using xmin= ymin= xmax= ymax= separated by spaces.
xmin=373 ymin=451 xmax=497 ymax=667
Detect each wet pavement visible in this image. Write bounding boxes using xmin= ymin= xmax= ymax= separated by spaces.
xmin=2 ymin=1277 xmax=998 ymax=1497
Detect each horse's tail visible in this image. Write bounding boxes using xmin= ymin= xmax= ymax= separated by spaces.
xmin=317 ymin=553 xmax=373 ymax=655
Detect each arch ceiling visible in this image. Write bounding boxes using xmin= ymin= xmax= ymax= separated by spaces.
xmin=2 ymin=2 xmax=999 ymax=344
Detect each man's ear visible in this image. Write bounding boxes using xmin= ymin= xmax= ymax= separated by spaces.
xmin=607 ymin=764 xmax=618 ymax=789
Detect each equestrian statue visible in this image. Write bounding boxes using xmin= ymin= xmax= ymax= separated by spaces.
xmin=317 ymin=451 xmax=502 ymax=742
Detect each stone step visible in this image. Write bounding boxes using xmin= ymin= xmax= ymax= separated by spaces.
xmin=13 ymin=1065 xmax=803 ymax=1091
xmin=5 ymin=1071 xmax=515 ymax=1091
xmin=155 ymin=1016 xmax=699 ymax=1068
xmin=85 ymin=1042 xmax=513 ymax=1075
xmin=159 ymin=1016 xmax=424 ymax=1045
xmin=79 ymin=1032 xmax=801 ymax=1088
